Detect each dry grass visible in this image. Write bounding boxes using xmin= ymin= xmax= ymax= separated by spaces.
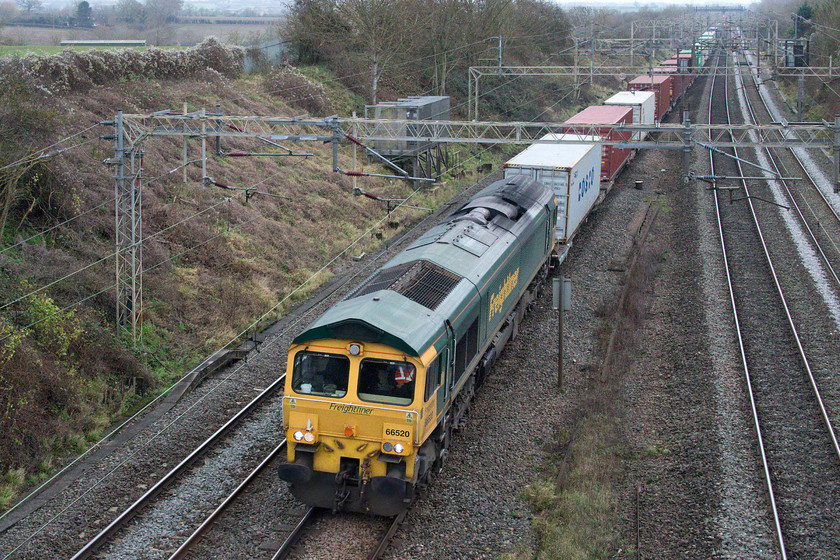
xmin=0 ymin=47 xmax=502 ymax=510
xmin=523 ymin=204 xmax=662 ymax=559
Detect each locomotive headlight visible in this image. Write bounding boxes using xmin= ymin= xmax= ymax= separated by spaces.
xmin=348 ymin=343 xmax=362 ymax=356
xmin=393 ymin=443 xmax=404 ymax=454
xmin=303 ymin=432 xmax=315 ymax=443
xmin=382 ymin=442 xmax=394 ymax=452
xmin=293 ymin=431 xmax=304 ymax=441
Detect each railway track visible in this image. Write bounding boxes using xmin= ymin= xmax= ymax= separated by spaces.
xmin=0 ymin=171 xmax=502 ymax=560
xmin=167 ymin=440 xmax=288 ymax=559
xmin=270 ymin=508 xmax=405 ymax=560
xmin=68 ymin=377 xmax=286 ymax=560
xmin=708 ymin=49 xmax=840 ymax=558
xmin=736 ymin=54 xmax=840 ymax=292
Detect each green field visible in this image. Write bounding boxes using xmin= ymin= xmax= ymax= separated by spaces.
xmin=0 ymin=45 xmax=185 ymax=57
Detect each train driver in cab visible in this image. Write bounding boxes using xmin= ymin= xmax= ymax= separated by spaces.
xmin=358 ymin=360 xmax=416 ymax=405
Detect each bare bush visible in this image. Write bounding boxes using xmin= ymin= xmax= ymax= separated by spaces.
xmin=263 ymin=64 xmax=331 ymax=116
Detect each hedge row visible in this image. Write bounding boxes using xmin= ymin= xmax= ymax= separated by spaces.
xmin=0 ymin=38 xmax=244 ymax=95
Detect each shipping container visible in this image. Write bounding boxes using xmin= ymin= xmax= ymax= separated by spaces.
xmin=628 ymin=74 xmax=672 ymax=120
xmin=563 ymin=105 xmax=633 ymax=182
xmin=604 ymin=91 xmax=655 ymax=141
xmin=503 ymin=134 xmax=601 ymax=243
xmin=679 ymin=55 xmax=694 ymax=90
xmin=653 ymin=66 xmax=682 ymax=101
xmin=678 ymin=51 xmax=693 ymax=74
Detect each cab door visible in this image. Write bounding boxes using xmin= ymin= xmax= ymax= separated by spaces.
xmin=438 ymin=320 xmax=455 ymax=417
xmin=435 ymin=348 xmax=450 ymax=419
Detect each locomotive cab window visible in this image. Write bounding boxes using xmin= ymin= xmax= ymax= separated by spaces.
xmin=358 ymin=358 xmax=416 ymax=406
xmin=292 ymin=352 xmax=350 ymax=398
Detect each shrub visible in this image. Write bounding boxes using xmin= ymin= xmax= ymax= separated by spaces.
xmin=264 ymin=64 xmax=332 ymax=116
xmin=0 ymin=38 xmax=245 ymax=95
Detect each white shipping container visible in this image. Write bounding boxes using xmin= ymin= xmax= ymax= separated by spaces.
xmin=503 ymin=134 xmax=601 ymax=244
xmin=603 ymin=91 xmax=656 ymax=141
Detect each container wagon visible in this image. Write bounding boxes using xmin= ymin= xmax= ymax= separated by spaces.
xmin=653 ymin=65 xmax=682 ymax=103
xmin=628 ymin=74 xmax=672 ymax=120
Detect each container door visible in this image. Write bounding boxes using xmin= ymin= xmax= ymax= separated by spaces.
xmin=633 ymin=105 xmax=641 ymax=141
xmin=540 ymin=169 xmax=567 ymax=240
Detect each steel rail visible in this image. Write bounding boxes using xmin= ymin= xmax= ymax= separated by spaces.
xmin=366 ymin=510 xmax=407 ymax=560
xmin=708 ymin=50 xmax=787 ymax=560
xmin=68 ymin=374 xmax=287 ymax=560
xmin=740 ymin=55 xmax=840 ymax=288
xmin=167 ymin=439 xmax=288 ymax=560
xmin=270 ymin=507 xmax=317 ymax=560
xmin=731 ymin=52 xmax=840 ymax=465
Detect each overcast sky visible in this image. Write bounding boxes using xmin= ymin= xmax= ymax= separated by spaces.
xmin=554 ymin=1 xmax=758 ymax=6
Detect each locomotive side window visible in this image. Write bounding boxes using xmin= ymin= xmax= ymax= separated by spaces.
xmin=454 ymin=318 xmax=479 ymax=379
xmin=425 ymin=355 xmax=442 ymax=402
xmin=455 ymin=333 xmax=467 ymax=377
xmin=292 ymin=352 xmax=350 ymax=397
xmin=358 ymin=358 xmax=416 ymax=406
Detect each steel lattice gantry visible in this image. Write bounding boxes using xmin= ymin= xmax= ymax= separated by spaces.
xmin=109 ymin=111 xmax=144 ymax=345
xmin=467 ymin=64 xmax=840 ymax=120
xmin=109 ymin=111 xmax=840 ymax=344
xmin=117 ymin=112 xmax=840 ymax=152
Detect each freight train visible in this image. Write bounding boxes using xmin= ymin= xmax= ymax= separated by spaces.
xmin=278 ymin=175 xmax=557 ymax=515
xmin=277 ymin=28 xmax=718 ymax=516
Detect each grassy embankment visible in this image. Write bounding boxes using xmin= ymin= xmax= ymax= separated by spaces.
xmin=0 ymin=43 xmax=512 ymax=510
xmin=516 ymin=199 xmax=666 ymax=558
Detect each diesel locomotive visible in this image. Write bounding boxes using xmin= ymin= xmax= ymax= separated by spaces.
xmin=277 ymin=175 xmax=557 ymax=515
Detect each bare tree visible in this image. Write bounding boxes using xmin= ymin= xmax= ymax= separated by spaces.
xmin=417 ymin=0 xmax=471 ymax=95
xmin=115 ymin=0 xmax=145 ymax=25
xmin=15 ymin=0 xmax=42 ymax=14
xmin=0 ymin=1 xmax=19 ymax=22
xmin=290 ymin=0 xmax=419 ymax=104
xmin=336 ymin=0 xmax=421 ymax=104
xmin=145 ymin=0 xmax=183 ymax=27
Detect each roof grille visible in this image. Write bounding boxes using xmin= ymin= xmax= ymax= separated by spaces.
xmin=348 ymin=260 xmax=462 ymax=310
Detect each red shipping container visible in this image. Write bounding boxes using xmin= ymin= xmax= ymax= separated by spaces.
xmin=653 ymin=66 xmax=682 ymax=101
xmin=629 ymin=74 xmax=672 ymax=120
xmin=678 ymin=53 xmax=695 ymax=87
xmin=563 ymin=105 xmax=633 ymax=182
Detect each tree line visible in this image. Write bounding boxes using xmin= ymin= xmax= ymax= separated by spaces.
xmin=757 ymin=0 xmax=840 ymax=116
xmin=283 ymin=0 xmax=572 ymax=112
